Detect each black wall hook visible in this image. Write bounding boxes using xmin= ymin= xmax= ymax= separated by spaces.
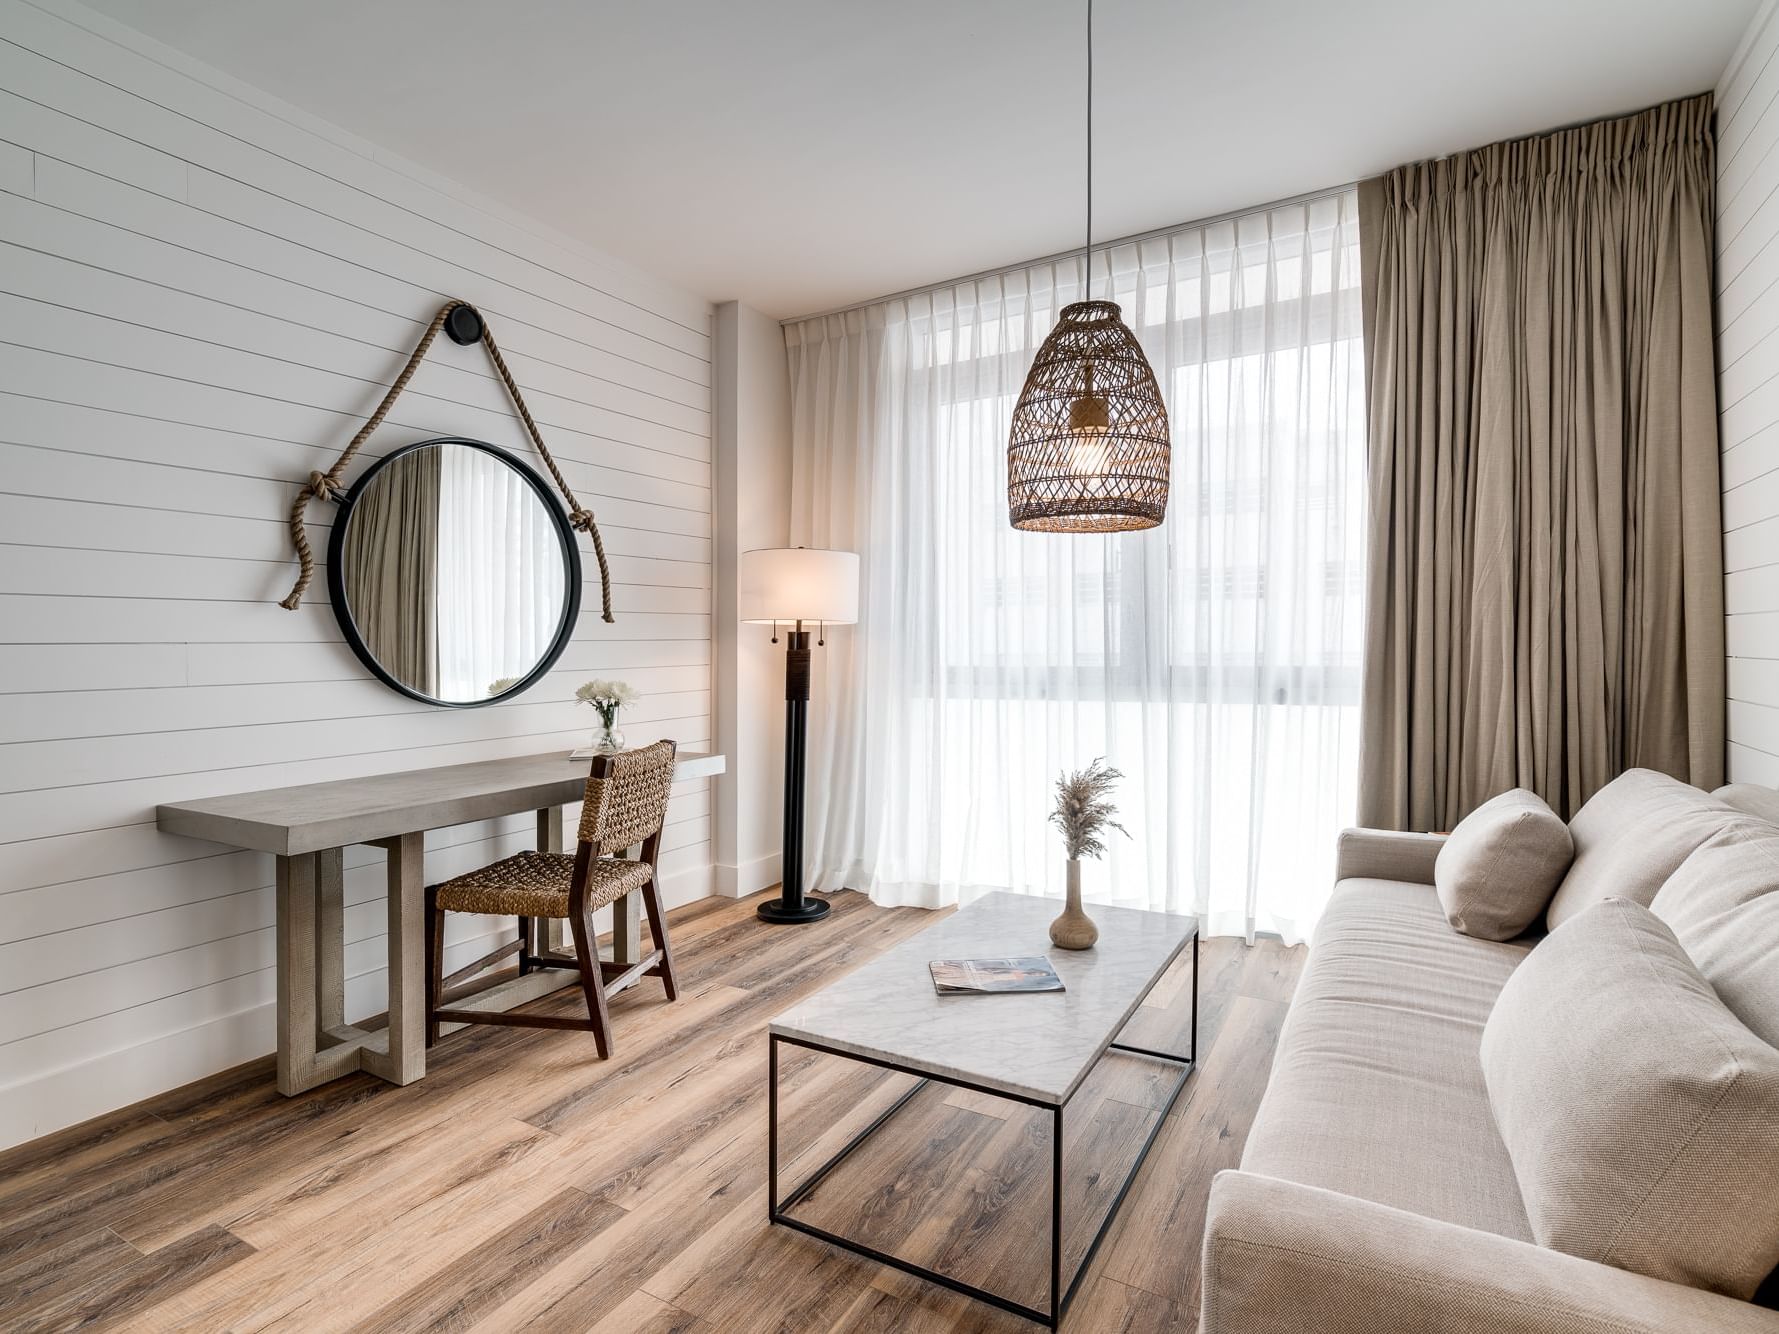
xmin=444 ymin=304 xmax=485 ymax=346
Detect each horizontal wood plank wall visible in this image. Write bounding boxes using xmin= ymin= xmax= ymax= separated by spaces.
xmin=1720 ymin=0 xmax=1779 ymax=787
xmin=0 ymin=0 xmax=714 ymax=1148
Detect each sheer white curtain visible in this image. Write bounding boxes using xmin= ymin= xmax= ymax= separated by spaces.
xmin=787 ymin=190 xmax=1365 ymax=943
xmin=434 ymin=447 xmax=565 ymax=699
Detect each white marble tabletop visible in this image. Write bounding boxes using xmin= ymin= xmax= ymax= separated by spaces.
xmin=770 ymin=891 xmax=1198 ymax=1106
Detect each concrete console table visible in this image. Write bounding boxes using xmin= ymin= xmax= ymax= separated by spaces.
xmin=157 ymin=749 xmax=725 ymax=1096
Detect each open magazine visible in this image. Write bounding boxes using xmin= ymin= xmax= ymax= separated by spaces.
xmin=929 ymin=956 xmax=1065 ymax=994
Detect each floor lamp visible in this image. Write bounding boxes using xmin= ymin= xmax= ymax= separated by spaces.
xmin=740 ymin=547 xmax=859 ymax=925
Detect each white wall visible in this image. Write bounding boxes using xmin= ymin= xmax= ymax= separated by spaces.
xmin=0 ymin=0 xmax=713 ymax=1148
xmin=1719 ymin=0 xmax=1779 ymax=785
xmin=711 ymin=303 xmax=791 ymax=896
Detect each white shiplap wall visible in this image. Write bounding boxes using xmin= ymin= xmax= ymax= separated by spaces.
xmin=0 ymin=0 xmax=713 ymax=1148
xmin=1720 ymin=0 xmax=1779 ymax=785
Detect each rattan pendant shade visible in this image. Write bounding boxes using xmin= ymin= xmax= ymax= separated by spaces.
xmin=1007 ymin=299 xmax=1170 ymax=532
xmin=1008 ymin=0 xmax=1170 ymax=533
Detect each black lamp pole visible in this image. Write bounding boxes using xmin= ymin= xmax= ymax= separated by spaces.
xmin=758 ymin=621 xmax=830 ymax=924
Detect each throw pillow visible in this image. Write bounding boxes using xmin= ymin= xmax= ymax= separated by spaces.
xmin=1480 ymin=898 xmax=1779 ymax=1298
xmin=1433 ymin=788 xmax=1570 ymax=940
xmin=1650 ymin=820 xmax=1779 ymax=1050
xmin=1544 ymin=769 xmax=1735 ymax=931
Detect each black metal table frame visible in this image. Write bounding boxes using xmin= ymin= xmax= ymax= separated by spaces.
xmin=767 ymin=931 xmax=1198 ymax=1329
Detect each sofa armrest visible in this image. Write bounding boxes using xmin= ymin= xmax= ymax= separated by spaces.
xmin=1333 ymin=827 xmax=1446 ymax=884
xmin=1201 ymin=1171 xmax=1779 ymax=1334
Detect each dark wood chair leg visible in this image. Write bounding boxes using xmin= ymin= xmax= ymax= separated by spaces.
xmin=640 ymin=876 xmax=678 ymax=1001
xmin=517 ymin=916 xmax=532 ymax=975
xmin=425 ymin=884 xmax=442 ymax=1048
xmin=567 ymin=909 xmax=613 ymax=1059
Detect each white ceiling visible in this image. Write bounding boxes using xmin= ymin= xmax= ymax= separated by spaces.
xmin=85 ymin=0 xmax=1759 ymax=320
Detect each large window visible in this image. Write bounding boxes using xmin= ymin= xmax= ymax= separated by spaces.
xmin=786 ymin=191 xmax=1365 ymax=942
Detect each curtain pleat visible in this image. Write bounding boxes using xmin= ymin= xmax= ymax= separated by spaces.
xmin=1358 ymin=93 xmax=1724 ymax=829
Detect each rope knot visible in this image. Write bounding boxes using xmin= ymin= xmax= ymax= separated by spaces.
xmin=569 ymin=508 xmax=595 ymax=532
xmin=307 ymin=471 xmax=346 ymax=503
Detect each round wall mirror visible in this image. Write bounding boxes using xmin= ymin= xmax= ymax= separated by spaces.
xmin=326 ymin=437 xmax=582 ymax=707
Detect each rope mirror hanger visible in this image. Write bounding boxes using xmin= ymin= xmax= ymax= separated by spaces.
xmin=277 ymin=299 xmax=615 ymax=622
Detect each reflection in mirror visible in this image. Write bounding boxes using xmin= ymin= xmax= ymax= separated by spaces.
xmin=332 ymin=440 xmax=578 ymax=706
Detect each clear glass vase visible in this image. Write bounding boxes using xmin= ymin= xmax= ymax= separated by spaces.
xmin=593 ymin=716 xmax=625 ymax=755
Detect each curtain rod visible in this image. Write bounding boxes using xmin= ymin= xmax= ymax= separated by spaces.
xmin=780 ymin=178 xmax=1360 ymax=326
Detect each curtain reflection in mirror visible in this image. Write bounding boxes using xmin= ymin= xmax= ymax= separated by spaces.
xmin=435 ymin=445 xmax=566 ymax=700
xmin=342 ymin=445 xmax=440 ymax=697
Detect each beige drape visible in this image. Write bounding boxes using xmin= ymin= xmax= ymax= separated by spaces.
xmin=343 ymin=445 xmax=441 ymax=697
xmin=1359 ymin=94 xmax=1724 ymax=830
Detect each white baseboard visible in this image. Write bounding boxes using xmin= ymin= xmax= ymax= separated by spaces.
xmin=0 ymin=863 xmax=717 ymax=1152
xmin=714 ymin=852 xmax=781 ymax=899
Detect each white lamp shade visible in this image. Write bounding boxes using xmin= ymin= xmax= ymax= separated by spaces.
xmin=739 ymin=547 xmax=859 ymax=625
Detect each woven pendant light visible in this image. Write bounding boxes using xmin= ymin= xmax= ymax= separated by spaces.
xmin=1008 ymin=0 xmax=1169 ymax=533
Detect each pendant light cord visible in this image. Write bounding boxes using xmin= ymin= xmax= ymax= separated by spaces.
xmin=1084 ymin=0 xmax=1093 ymax=296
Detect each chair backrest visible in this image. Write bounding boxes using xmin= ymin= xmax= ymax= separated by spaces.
xmin=578 ymin=740 xmax=677 ymax=856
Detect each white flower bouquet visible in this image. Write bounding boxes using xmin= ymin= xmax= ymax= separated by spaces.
xmin=576 ymin=679 xmax=640 ymax=730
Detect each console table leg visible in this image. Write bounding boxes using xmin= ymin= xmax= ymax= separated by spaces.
xmin=375 ymin=831 xmax=426 ymax=1084
xmin=275 ymin=853 xmax=319 ymax=1097
xmin=315 ymin=847 xmax=345 ymax=1035
xmin=537 ymin=807 xmax=566 ymax=955
xmin=276 ymin=850 xmax=376 ymax=1094
xmin=612 ymin=886 xmax=643 ymax=966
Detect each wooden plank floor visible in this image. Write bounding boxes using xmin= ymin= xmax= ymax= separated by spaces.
xmin=0 ymin=890 xmax=1303 ymax=1333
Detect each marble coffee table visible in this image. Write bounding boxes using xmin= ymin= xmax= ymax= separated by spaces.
xmin=767 ymin=891 xmax=1199 ymax=1328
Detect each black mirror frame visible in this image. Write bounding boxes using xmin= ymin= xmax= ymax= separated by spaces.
xmin=325 ymin=436 xmax=583 ymax=709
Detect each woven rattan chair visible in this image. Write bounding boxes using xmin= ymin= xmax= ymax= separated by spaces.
xmin=424 ymin=740 xmax=679 ymax=1058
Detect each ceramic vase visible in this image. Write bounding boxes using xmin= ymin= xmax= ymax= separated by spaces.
xmin=1049 ymin=858 xmax=1098 ymax=949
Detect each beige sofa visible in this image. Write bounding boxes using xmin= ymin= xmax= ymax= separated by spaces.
xmin=1199 ymin=776 xmax=1779 ymax=1334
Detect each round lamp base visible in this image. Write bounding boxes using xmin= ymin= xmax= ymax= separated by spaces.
xmin=757 ymin=895 xmax=832 ymax=925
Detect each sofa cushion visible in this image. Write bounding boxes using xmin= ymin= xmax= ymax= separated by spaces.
xmin=1480 ymin=898 xmax=1779 ymax=1299
xmin=1715 ymin=783 xmax=1779 ymax=827
xmin=1544 ymin=769 xmax=1734 ymax=931
xmin=1240 ymin=877 xmax=1533 ymax=1241
xmin=1435 ymin=789 xmax=1571 ymax=940
xmin=1651 ymin=820 xmax=1779 ymax=1049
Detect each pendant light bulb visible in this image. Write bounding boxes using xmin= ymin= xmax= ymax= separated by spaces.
xmin=1065 ymin=366 xmax=1112 ymax=481
xmin=1067 ymin=426 xmax=1111 ymax=488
